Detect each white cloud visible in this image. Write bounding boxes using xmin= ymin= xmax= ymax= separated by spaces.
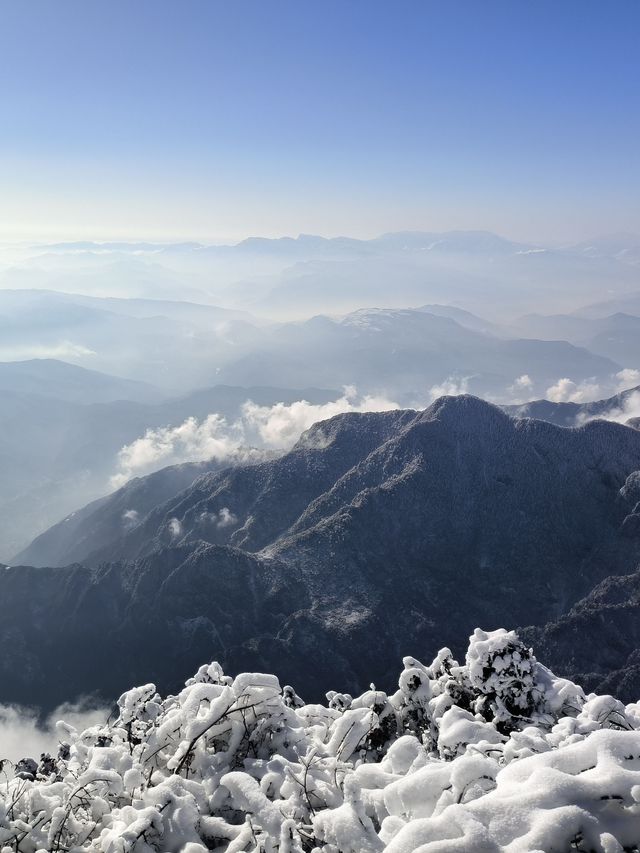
xmin=216 ymin=507 xmax=237 ymax=528
xmin=616 ymin=368 xmax=640 ymax=391
xmin=197 ymin=507 xmax=239 ymax=529
xmin=0 ymin=701 xmax=109 ymax=764
xmin=110 ymin=388 xmax=400 ymax=490
xmin=168 ymin=518 xmax=183 ymax=538
xmin=0 ymin=341 xmax=96 ymax=361
xmin=122 ymin=509 xmax=139 ymax=527
xmin=240 ymin=386 xmax=399 ymax=448
xmin=500 ymin=374 xmax=536 ymax=405
xmin=579 ymin=390 xmax=640 ymax=426
xmin=427 ymin=376 xmax=470 ymax=401
xmin=545 ymin=377 xmax=603 ymax=404
xmin=545 ymin=369 xmax=640 ymax=407
xmin=512 ymin=374 xmax=533 ymax=390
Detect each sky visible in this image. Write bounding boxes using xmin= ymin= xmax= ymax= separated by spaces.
xmin=0 ymin=0 xmax=638 ymax=244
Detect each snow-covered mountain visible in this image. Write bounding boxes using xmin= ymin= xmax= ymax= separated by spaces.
xmin=215 ymin=307 xmax=620 ymax=400
xmin=7 ymin=396 xmax=640 ymax=710
xmin=504 ymin=384 xmax=640 ymax=427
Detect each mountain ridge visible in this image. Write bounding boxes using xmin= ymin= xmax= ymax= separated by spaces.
xmin=6 ymin=395 xmax=640 ymax=709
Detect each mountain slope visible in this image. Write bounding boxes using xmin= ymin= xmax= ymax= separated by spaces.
xmin=504 ymin=384 xmax=640 ymax=426
xmin=217 ymin=308 xmax=620 ymax=401
xmin=2 ymin=383 xmax=336 ymax=561
xmin=11 ymin=456 xmax=264 ymax=569
xmin=0 ymin=358 xmax=159 ymax=403
xmin=521 ymin=568 xmax=640 ymax=703
xmin=6 ymin=396 xmax=640 ymax=708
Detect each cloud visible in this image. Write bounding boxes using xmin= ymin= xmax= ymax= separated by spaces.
xmin=544 ymin=368 xmax=640 ymax=409
xmin=197 ymin=507 xmax=238 ymax=529
xmin=499 ymin=374 xmax=536 ymax=405
xmin=427 ymin=376 xmax=470 ymax=401
xmin=512 ymin=374 xmax=533 ymax=391
xmin=168 ymin=517 xmax=183 ymax=538
xmin=0 ymin=341 xmax=96 ymax=361
xmin=545 ymin=377 xmax=603 ymax=404
xmin=578 ymin=390 xmax=640 ymax=426
xmin=240 ymin=386 xmax=399 ymax=447
xmin=110 ymin=414 xmax=245 ymax=489
xmin=110 ymin=388 xmax=400 ymax=489
xmin=216 ymin=507 xmax=237 ymax=528
xmin=122 ymin=509 xmax=139 ymax=527
xmin=616 ymin=368 xmax=640 ymax=391
xmin=0 ymin=701 xmax=109 ymax=765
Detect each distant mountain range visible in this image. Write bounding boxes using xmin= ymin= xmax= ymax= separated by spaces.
xmin=0 ymin=358 xmax=158 ymax=404
xmin=214 ymin=306 xmax=620 ymax=400
xmin=6 ymin=395 xmax=640 ymax=710
xmin=2 ymin=288 xmax=636 ymax=560
xmin=0 ymin=291 xmax=628 ymax=399
xmin=3 ymin=230 xmax=639 ymax=319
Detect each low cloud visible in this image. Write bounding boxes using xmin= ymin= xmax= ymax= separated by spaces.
xmin=0 ymin=341 xmax=96 ymax=361
xmin=0 ymin=701 xmax=110 ymax=765
xmin=110 ymin=388 xmax=400 ymax=489
xmin=168 ymin=517 xmax=183 ymax=538
xmin=241 ymin=386 xmax=399 ymax=447
xmin=545 ymin=369 xmax=640 ymax=408
xmin=427 ymin=376 xmax=470 ymax=401
xmin=579 ymin=390 xmax=640 ymax=426
xmin=109 ymin=370 xmax=640 ymax=490
xmin=197 ymin=507 xmax=238 ymax=529
xmin=545 ymin=377 xmax=602 ymax=404
xmin=215 ymin=507 xmax=237 ymax=528
xmin=122 ymin=509 xmax=139 ymax=528
xmin=616 ymin=368 xmax=640 ymax=391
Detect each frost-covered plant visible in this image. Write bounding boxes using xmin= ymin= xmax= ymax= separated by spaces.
xmin=1 ymin=627 xmax=640 ymax=852
xmin=466 ymin=628 xmax=551 ymax=732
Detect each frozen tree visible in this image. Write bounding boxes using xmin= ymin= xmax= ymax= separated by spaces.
xmin=1 ymin=628 xmax=639 ymax=852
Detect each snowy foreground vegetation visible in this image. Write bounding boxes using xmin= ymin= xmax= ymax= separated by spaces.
xmin=3 ymin=630 xmax=640 ymax=852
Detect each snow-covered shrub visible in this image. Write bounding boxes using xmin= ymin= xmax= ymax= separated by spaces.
xmin=466 ymin=628 xmax=551 ymax=732
xmin=1 ymin=627 xmax=640 ymax=851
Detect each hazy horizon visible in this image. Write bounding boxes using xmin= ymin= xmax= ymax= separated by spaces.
xmin=2 ymin=0 xmax=639 ymax=245
xmin=2 ymin=226 xmax=640 ymax=249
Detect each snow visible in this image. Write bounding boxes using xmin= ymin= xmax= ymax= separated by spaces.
xmin=1 ymin=627 xmax=640 ymax=851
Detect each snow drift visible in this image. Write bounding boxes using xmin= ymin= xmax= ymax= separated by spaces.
xmin=2 ymin=628 xmax=640 ymax=852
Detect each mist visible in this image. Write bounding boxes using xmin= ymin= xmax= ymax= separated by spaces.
xmin=0 ymin=701 xmax=110 ymax=764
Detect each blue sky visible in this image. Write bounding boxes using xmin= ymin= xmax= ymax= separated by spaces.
xmin=0 ymin=1 xmax=638 ymax=243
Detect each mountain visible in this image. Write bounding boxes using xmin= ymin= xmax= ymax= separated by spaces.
xmin=563 ymin=233 xmax=640 ymax=266
xmin=0 ymin=358 xmax=159 ymax=404
xmin=417 ymin=303 xmax=506 ymax=336
xmin=11 ymin=455 xmax=268 ymax=569
xmin=0 ymin=384 xmax=336 ymax=561
xmin=521 ymin=567 xmax=640 ymax=704
xmin=512 ymin=311 xmax=640 ymax=367
xmin=576 ymin=291 xmax=640 ymax=320
xmin=6 ymin=396 xmax=640 ymax=709
xmin=217 ymin=307 xmax=620 ymax=401
xmin=504 ymin=384 xmax=640 ymax=426
xmin=8 ymin=231 xmax=640 ymax=320
xmin=0 ymin=289 xmax=262 ymax=392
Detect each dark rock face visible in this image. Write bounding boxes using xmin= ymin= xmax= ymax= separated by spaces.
xmin=4 ymin=395 xmax=640 ymax=709
xmin=521 ymin=571 xmax=640 ymax=704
